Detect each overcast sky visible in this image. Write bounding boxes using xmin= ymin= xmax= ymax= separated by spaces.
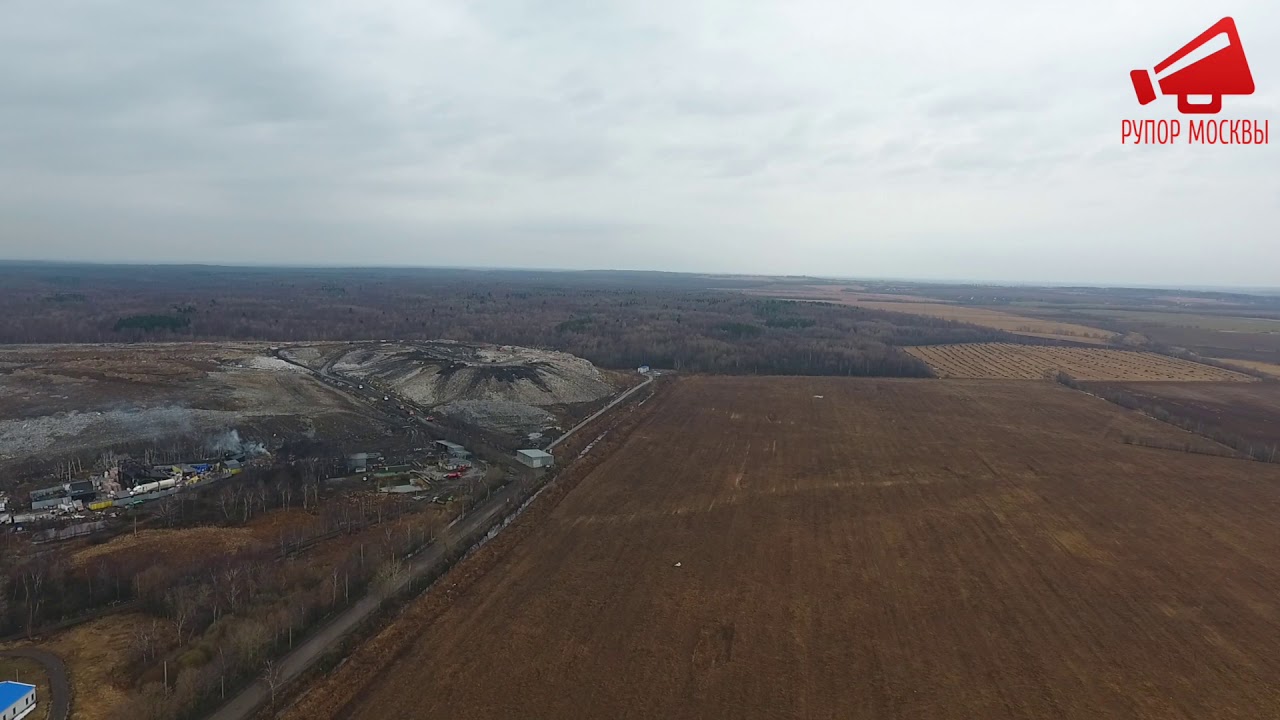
xmin=2 ymin=1 xmax=1277 ymax=286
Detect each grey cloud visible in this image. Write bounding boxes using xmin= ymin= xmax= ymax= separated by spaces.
xmin=1 ymin=0 xmax=1278 ymax=286
xmin=924 ymin=92 xmax=1042 ymax=119
xmin=667 ymin=87 xmax=810 ymax=117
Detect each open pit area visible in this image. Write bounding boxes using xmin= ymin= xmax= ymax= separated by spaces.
xmin=320 ymin=376 xmax=1280 ymax=720
xmin=0 ymin=343 xmax=378 ymax=482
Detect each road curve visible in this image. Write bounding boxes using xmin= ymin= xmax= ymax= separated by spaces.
xmin=0 ymin=648 xmax=70 ymax=720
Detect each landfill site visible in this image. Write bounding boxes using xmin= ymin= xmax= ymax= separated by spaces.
xmin=0 ymin=340 xmax=626 ymax=525
xmin=0 ymin=335 xmax=653 ymax=720
xmin=280 ymin=340 xmax=616 ymax=434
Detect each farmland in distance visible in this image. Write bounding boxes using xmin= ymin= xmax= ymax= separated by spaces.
xmin=845 ymin=300 xmax=1116 ymax=343
xmin=331 ymin=376 xmax=1280 ymax=720
xmin=908 ymin=343 xmax=1256 ymax=381
xmin=1213 ymin=358 xmax=1280 ymax=379
xmin=1083 ymin=381 xmax=1280 ymax=460
xmin=744 ymin=285 xmax=1117 ymax=343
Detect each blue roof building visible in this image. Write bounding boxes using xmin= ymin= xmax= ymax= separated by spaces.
xmin=0 ymin=681 xmax=36 ymax=720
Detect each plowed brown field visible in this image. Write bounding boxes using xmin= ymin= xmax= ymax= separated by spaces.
xmin=908 ymin=343 xmax=1255 ymax=381
xmin=332 ymin=376 xmax=1280 ymax=720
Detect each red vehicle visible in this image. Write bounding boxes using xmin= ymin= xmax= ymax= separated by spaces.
xmin=445 ymin=471 xmax=462 ymax=479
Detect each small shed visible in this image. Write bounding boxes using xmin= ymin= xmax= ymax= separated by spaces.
xmin=516 ymin=449 xmax=554 ymax=469
xmin=0 ymin=681 xmax=36 ymax=720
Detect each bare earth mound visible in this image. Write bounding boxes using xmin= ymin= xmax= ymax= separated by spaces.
xmin=340 ymin=376 xmax=1280 ymax=720
xmin=287 ymin=341 xmax=615 ymax=407
xmin=908 ymin=343 xmax=1255 ymax=381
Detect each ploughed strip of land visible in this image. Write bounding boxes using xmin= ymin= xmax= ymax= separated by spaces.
xmin=908 ymin=343 xmax=1254 ymax=381
xmin=345 ymin=376 xmax=1280 ymax=720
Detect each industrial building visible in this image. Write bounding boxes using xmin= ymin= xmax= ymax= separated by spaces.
xmin=436 ymin=440 xmax=471 ymax=459
xmin=516 ymin=449 xmax=554 ymax=469
xmin=0 ymin=681 xmax=35 ymax=720
xmin=68 ymin=480 xmax=96 ymax=502
xmin=29 ymin=497 xmax=63 ymax=512
xmin=29 ymin=485 xmax=68 ymax=511
xmin=347 ymin=452 xmax=383 ymax=473
xmin=29 ymin=480 xmax=98 ymax=511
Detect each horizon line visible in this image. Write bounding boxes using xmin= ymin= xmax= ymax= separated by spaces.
xmin=1 ymin=258 xmax=1277 ymax=295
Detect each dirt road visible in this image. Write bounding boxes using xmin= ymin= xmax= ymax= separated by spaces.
xmin=546 ymin=371 xmax=653 ymax=450
xmin=0 ymin=648 xmax=69 ymax=720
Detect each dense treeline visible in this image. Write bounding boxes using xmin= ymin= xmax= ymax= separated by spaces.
xmin=113 ymin=314 xmax=192 ymax=332
xmin=0 ymin=264 xmax=1025 ymax=376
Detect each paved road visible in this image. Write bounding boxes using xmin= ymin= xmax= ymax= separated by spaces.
xmin=205 ymin=479 xmax=526 ymax=720
xmin=0 ymin=648 xmax=70 ymax=720
xmin=546 ymin=371 xmax=655 ymax=450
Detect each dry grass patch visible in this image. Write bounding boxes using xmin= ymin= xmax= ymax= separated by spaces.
xmin=71 ymin=527 xmax=264 ymax=569
xmin=39 ymin=614 xmax=154 ymax=720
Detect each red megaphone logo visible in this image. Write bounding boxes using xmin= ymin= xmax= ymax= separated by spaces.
xmin=1131 ymin=17 xmax=1255 ymax=114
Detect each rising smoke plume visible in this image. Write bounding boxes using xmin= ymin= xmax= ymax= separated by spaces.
xmin=206 ymin=429 xmax=268 ymax=457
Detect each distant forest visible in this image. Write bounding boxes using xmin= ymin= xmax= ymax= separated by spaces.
xmin=0 ymin=264 xmax=1023 ymax=377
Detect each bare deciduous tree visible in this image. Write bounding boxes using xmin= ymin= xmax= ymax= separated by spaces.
xmin=263 ymin=659 xmax=284 ymax=708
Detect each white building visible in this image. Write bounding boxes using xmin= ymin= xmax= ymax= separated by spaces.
xmin=516 ymin=449 xmax=554 ymax=469
xmin=0 ymin=682 xmax=35 ymax=720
